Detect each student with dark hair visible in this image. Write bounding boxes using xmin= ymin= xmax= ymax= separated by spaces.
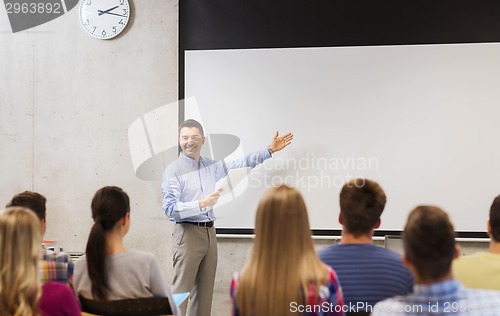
xmin=0 ymin=207 xmax=80 ymax=316
xmin=373 ymin=206 xmax=500 ymax=315
xmin=453 ymin=195 xmax=500 ymax=289
xmin=7 ymin=191 xmax=47 ymax=220
xmin=318 ymin=178 xmax=413 ymax=312
xmin=74 ymin=186 xmax=170 ymax=301
xmin=6 ymin=191 xmax=74 ymax=286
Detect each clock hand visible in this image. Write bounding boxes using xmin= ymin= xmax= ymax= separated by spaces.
xmin=98 ymin=11 xmax=127 ymax=18
xmin=98 ymin=5 xmax=119 ymax=16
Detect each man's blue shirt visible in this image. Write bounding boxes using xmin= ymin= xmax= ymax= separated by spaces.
xmin=162 ymin=148 xmax=270 ymax=222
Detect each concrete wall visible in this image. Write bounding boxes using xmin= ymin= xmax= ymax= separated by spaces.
xmin=0 ymin=0 xmax=178 ymax=287
xmin=0 ymin=3 xmax=491 ymax=316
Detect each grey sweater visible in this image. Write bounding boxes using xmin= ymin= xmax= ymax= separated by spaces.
xmin=74 ymin=250 xmax=168 ymax=300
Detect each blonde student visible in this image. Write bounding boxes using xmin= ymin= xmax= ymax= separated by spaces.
xmin=230 ymin=185 xmax=345 ymax=316
xmin=0 ymin=207 xmax=80 ymax=316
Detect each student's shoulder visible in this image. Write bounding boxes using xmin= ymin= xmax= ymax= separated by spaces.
xmin=42 ymin=281 xmax=72 ymax=293
xmin=318 ymin=243 xmax=342 ymax=255
xmin=324 ymin=265 xmax=339 ymax=281
xmin=372 ymin=295 xmax=410 ymax=315
xmin=121 ymin=249 xmax=158 ymax=262
xmin=460 ymin=286 xmax=500 ymax=304
xmin=43 ymin=249 xmax=72 ymax=263
xmin=41 ymin=282 xmax=77 ymax=303
xmin=453 ymin=251 xmax=493 ymax=271
xmin=319 ymin=243 xmax=385 ymax=256
xmin=373 ymin=245 xmax=404 ymax=259
xmin=455 ymin=251 xmax=491 ymax=262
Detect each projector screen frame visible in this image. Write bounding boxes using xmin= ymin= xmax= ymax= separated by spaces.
xmin=179 ymin=0 xmax=499 ymax=238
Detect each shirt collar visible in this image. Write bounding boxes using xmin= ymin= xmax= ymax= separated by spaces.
xmin=179 ymin=152 xmax=204 ymax=167
xmin=414 ymin=279 xmax=462 ymax=296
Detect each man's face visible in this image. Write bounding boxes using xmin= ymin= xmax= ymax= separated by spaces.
xmin=179 ymin=127 xmax=205 ymax=160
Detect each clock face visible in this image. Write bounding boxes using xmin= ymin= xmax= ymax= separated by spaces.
xmin=79 ymin=0 xmax=130 ymax=39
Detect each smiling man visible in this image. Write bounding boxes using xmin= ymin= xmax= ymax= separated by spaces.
xmin=161 ymin=119 xmax=292 ymax=316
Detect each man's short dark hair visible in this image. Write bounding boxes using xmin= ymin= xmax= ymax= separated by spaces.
xmin=403 ymin=205 xmax=456 ymax=280
xmin=178 ymin=119 xmax=204 ymax=137
xmin=490 ymin=195 xmax=500 ymax=242
xmin=339 ymin=178 xmax=386 ymax=236
xmin=6 ymin=191 xmax=47 ymax=221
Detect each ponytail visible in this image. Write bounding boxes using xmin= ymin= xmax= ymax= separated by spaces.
xmin=86 ymin=221 xmax=108 ymax=300
xmin=85 ymin=186 xmax=130 ymax=300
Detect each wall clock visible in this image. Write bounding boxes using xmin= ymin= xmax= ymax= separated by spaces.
xmin=79 ymin=0 xmax=130 ymax=39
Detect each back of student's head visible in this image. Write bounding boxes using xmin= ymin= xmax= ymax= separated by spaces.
xmin=403 ymin=205 xmax=456 ymax=281
xmin=6 ymin=191 xmax=47 ymax=221
xmin=0 ymin=207 xmax=42 ymax=315
xmin=237 ymin=185 xmax=326 ymax=316
xmin=85 ymin=186 xmax=130 ymax=300
xmin=489 ymin=195 xmax=500 ymax=242
xmin=339 ymin=178 xmax=386 ymax=236
xmin=254 ymin=185 xmax=313 ymax=255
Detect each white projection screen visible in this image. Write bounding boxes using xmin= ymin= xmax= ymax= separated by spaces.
xmin=180 ymin=0 xmax=500 ymax=236
xmin=184 ymin=44 xmax=500 ymax=233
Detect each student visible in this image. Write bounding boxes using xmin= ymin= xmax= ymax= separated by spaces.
xmin=162 ymin=119 xmax=293 ymax=316
xmin=318 ymin=178 xmax=413 ymax=312
xmin=453 ymin=195 xmax=500 ymax=289
xmin=74 ymin=186 xmax=170 ymax=301
xmin=373 ymin=206 xmax=500 ymax=315
xmin=231 ymin=185 xmax=344 ymax=316
xmin=6 ymin=191 xmax=74 ymax=285
xmin=0 ymin=207 xmax=80 ymax=316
